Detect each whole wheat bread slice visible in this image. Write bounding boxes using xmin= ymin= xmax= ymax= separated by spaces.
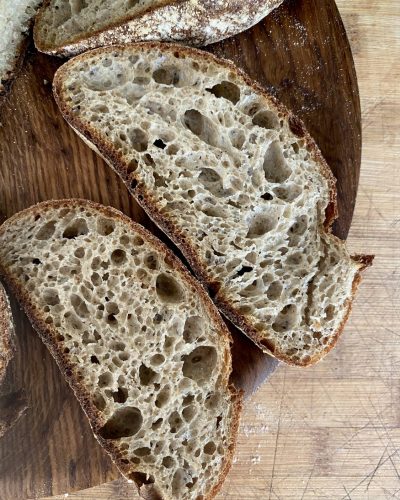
xmin=0 ymin=282 xmax=15 ymax=383
xmin=0 ymin=0 xmax=43 ymax=96
xmin=53 ymin=43 xmax=372 ymax=366
xmin=34 ymin=0 xmax=283 ymax=57
xmin=0 ymin=199 xmax=242 ymax=500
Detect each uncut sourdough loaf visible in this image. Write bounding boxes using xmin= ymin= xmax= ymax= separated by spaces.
xmin=0 ymin=199 xmax=242 ymax=500
xmin=0 ymin=282 xmax=15 ymax=383
xmin=0 ymin=0 xmax=43 ymax=95
xmin=53 ymin=43 xmax=372 ymax=366
xmin=34 ymin=0 xmax=284 ymax=57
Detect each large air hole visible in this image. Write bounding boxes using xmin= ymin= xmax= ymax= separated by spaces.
xmin=98 ymin=372 xmax=113 ymax=388
xmin=239 ymin=279 xmax=262 ymax=298
xmin=153 ymin=66 xmax=180 ymax=86
xmin=112 ymin=387 xmax=128 ymax=403
xmin=252 ymin=109 xmax=280 ymax=130
xmin=134 ymin=447 xmax=151 ymax=457
xmin=229 ymin=128 xmax=245 ymax=149
xmin=198 ymin=168 xmax=225 ymax=197
xmin=325 ymin=304 xmax=335 ymax=321
xmin=199 ymin=168 xmax=220 ymax=183
xmin=111 ymin=249 xmax=126 ymax=265
xmin=98 ymin=407 xmax=143 ymax=439
xmin=267 ymin=281 xmax=283 ymax=300
xmin=203 ymin=441 xmax=216 ymax=455
xmin=168 ymin=411 xmax=183 ymax=433
xmin=289 ymin=215 xmax=308 ymax=236
xmin=206 ymin=81 xmax=240 ymax=104
xmin=183 ymin=317 xmax=203 ymax=343
xmin=129 ymin=128 xmax=148 ymax=152
xmin=71 ymin=294 xmax=90 ymax=318
xmin=182 ymin=404 xmax=196 ymax=422
xmin=93 ymin=391 xmax=106 ymax=411
xmin=233 ymin=266 xmax=253 ymax=279
xmin=152 ymin=418 xmax=163 ymax=430
xmin=43 ymin=288 xmax=60 ymax=306
xmin=272 ymin=304 xmax=298 ymax=333
xmin=182 ymin=346 xmax=217 ymax=384
xmin=150 ymin=354 xmax=165 ymax=366
xmin=263 ymin=141 xmax=291 ymax=183
xmin=36 ymin=221 xmax=56 ymax=240
xmin=155 ymin=386 xmax=170 ymax=408
xmin=139 ymin=364 xmax=157 ymax=386
xmin=156 ymin=273 xmax=184 ymax=304
xmin=97 ymin=217 xmax=115 ymax=235
xmin=205 ymin=392 xmax=221 ymax=411
xmin=162 ymin=456 xmax=175 ymax=469
xmin=183 ymin=110 xmax=219 ymax=148
xmin=246 ymin=211 xmax=278 ymax=238
xmin=274 ymin=183 xmax=302 ymax=202
xmin=201 ymin=206 xmax=227 ymax=218
xmin=62 ymin=218 xmax=89 ymax=239
xmin=144 ymin=253 xmax=159 ymax=270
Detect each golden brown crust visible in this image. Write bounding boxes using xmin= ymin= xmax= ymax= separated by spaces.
xmin=53 ymin=43 xmax=368 ymax=367
xmin=0 ymin=282 xmax=15 ymax=383
xmin=0 ymin=198 xmax=243 ymax=498
xmin=34 ymin=1 xmax=283 ymax=56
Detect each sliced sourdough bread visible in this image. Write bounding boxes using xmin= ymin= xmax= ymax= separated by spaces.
xmin=34 ymin=0 xmax=283 ymax=57
xmin=0 ymin=0 xmax=43 ymax=96
xmin=0 ymin=282 xmax=15 ymax=383
xmin=53 ymin=43 xmax=372 ymax=366
xmin=0 ymin=199 xmax=242 ymax=500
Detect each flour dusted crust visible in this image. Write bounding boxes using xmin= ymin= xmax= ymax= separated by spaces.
xmin=0 ymin=282 xmax=15 ymax=383
xmin=34 ymin=0 xmax=284 ymax=56
xmin=53 ymin=43 xmax=372 ymax=366
xmin=0 ymin=199 xmax=242 ymax=500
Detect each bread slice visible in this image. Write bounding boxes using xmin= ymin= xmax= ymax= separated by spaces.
xmin=0 ymin=0 xmax=43 ymax=96
xmin=53 ymin=43 xmax=372 ymax=366
xmin=0 ymin=199 xmax=242 ymax=499
xmin=0 ymin=282 xmax=15 ymax=383
xmin=34 ymin=0 xmax=284 ymax=57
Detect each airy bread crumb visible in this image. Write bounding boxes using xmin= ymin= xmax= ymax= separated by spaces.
xmin=53 ymin=43 xmax=372 ymax=366
xmin=0 ymin=199 xmax=241 ymax=500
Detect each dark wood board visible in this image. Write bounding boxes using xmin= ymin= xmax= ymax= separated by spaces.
xmin=0 ymin=0 xmax=361 ymax=497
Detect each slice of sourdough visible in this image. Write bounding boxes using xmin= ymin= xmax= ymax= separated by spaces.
xmin=0 ymin=199 xmax=241 ymax=500
xmin=53 ymin=43 xmax=372 ymax=366
xmin=0 ymin=0 xmax=43 ymax=96
xmin=34 ymin=0 xmax=283 ymax=57
xmin=0 ymin=282 xmax=15 ymax=383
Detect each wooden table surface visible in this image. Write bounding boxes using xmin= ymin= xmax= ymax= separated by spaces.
xmin=38 ymin=1 xmax=399 ymax=499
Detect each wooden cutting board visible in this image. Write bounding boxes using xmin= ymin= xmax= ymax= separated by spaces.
xmin=0 ymin=0 xmax=361 ymax=497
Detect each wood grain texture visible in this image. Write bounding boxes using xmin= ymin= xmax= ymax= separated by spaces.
xmin=52 ymin=0 xmax=400 ymax=498
xmin=0 ymin=0 xmax=366 ymax=498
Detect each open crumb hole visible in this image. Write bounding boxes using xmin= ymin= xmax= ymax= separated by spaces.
xmin=182 ymin=346 xmax=217 ymax=384
xmin=156 ymin=273 xmax=184 ymax=304
xmin=98 ymin=407 xmax=143 ymax=439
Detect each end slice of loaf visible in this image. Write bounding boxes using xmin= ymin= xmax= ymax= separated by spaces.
xmin=34 ymin=0 xmax=283 ymax=57
xmin=0 ymin=199 xmax=242 ymax=500
xmin=0 ymin=282 xmax=15 ymax=383
xmin=53 ymin=43 xmax=373 ymax=366
xmin=0 ymin=0 xmax=43 ymax=96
